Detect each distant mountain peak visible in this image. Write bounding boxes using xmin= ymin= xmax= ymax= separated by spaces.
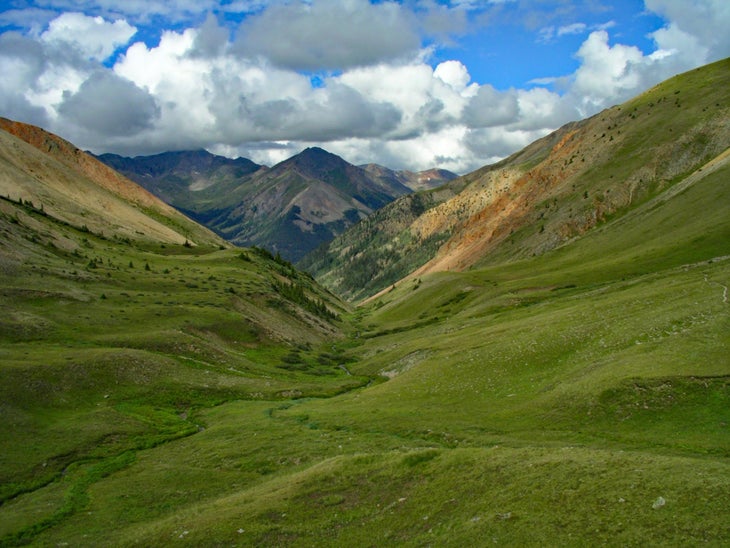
xmin=291 ymin=146 xmax=338 ymax=161
xmin=303 ymin=146 xmax=329 ymax=155
xmin=359 ymin=163 xmax=458 ymax=192
xmin=281 ymin=146 xmax=348 ymax=174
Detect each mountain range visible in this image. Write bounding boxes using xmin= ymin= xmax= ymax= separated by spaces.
xmin=0 ymin=58 xmax=728 ymax=546
xmin=97 ymin=147 xmax=456 ymax=262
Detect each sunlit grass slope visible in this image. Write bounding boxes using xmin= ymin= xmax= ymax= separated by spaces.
xmin=6 ymin=111 xmax=727 ymax=547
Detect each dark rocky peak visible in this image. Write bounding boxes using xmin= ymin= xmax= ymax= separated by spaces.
xmin=276 ymin=147 xmax=352 ymax=180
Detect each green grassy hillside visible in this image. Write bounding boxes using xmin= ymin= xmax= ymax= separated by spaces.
xmin=0 ymin=194 xmax=362 ymax=545
xmin=1 ymin=60 xmax=728 ymax=546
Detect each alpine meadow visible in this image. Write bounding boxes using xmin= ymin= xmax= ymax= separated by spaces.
xmin=0 ymin=54 xmax=729 ymax=548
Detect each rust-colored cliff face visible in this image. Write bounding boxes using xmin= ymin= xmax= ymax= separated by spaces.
xmin=406 ymin=69 xmax=730 ymax=279
xmin=0 ymin=118 xmax=176 ymax=211
xmin=0 ymin=118 xmax=223 ymax=246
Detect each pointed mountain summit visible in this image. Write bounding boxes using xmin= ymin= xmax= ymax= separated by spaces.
xmin=280 ymin=146 xmax=344 ymax=177
xmin=270 ymin=146 xmax=413 ymax=210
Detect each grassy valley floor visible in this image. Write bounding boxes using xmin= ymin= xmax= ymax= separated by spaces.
xmin=1 ymin=152 xmax=728 ymax=545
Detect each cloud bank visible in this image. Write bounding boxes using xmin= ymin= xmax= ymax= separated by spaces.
xmin=0 ymin=0 xmax=728 ymax=173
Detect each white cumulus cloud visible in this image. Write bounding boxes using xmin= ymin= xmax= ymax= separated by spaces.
xmin=40 ymin=12 xmax=136 ymax=62
xmin=434 ymin=60 xmax=474 ymax=93
xmin=570 ymin=30 xmax=644 ymax=111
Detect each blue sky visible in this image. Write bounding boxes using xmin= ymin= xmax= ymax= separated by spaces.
xmin=427 ymin=1 xmax=662 ymax=88
xmin=0 ymin=1 xmax=727 ymax=172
